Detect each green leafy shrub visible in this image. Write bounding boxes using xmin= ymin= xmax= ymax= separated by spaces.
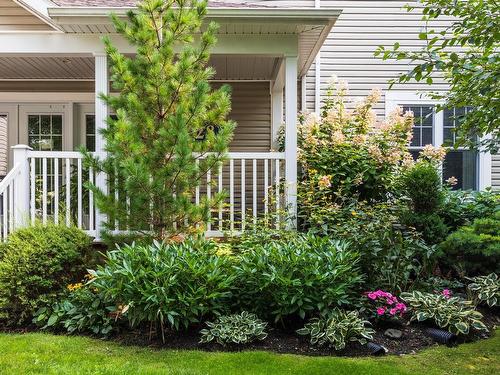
xmin=441 ymin=190 xmax=500 ymax=231
xmin=438 ymin=212 xmax=500 ymax=276
xmin=401 ymin=291 xmax=487 ymax=335
xmin=400 ymin=210 xmax=449 ymax=245
xmin=400 ymin=160 xmax=445 ymax=213
xmin=467 ymin=273 xmax=499 ymax=307
xmin=33 ymin=282 xmax=116 ymax=336
xmin=232 ymin=234 xmax=362 ymax=322
xmin=199 ymin=311 xmax=268 ymax=345
xmin=0 ymin=224 xmax=93 ymax=325
xmin=313 ymin=201 xmax=436 ymax=292
xmin=90 ymin=238 xmax=234 ymax=336
xmin=297 ymin=309 xmax=375 ymax=350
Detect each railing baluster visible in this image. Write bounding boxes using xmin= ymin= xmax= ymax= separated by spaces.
xmin=241 ymin=159 xmax=245 ymax=231
xmin=218 ymin=165 xmax=223 ymax=232
xmin=8 ymin=183 xmax=13 ymax=232
xmin=207 ymin=169 xmax=211 ymax=232
xmin=275 ymin=158 xmax=280 ymax=212
xmin=230 ymin=158 xmax=234 ymax=232
xmin=65 ymin=158 xmax=70 ymax=227
xmin=253 ymin=159 xmax=257 ymax=224
xmin=42 ymin=157 xmax=47 ymax=225
xmin=77 ymin=158 xmax=82 ymax=228
xmin=54 ymin=158 xmax=59 ymax=225
xmin=264 ymin=159 xmax=269 ymax=216
xmin=30 ymin=157 xmax=35 ymax=225
xmin=89 ymin=167 xmax=94 ymax=231
xmin=2 ymin=191 xmax=7 ymax=239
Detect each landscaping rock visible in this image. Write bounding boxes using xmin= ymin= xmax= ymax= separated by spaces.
xmin=384 ymin=329 xmax=403 ymax=339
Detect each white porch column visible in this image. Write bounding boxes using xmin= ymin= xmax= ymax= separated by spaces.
xmin=94 ymin=53 xmax=109 ymax=240
xmin=271 ymin=87 xmax=283 ymax=150
xmin=12 ymin=145 xmax=31 ymax=229
xmin=284 ymin=55 xmax=298 ymax=225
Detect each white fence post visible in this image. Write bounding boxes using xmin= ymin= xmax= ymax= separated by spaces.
xmin=94 ymin=53 xmax=109 ymax=240
xmin=284 ymin=55 xmax=298 ymax=227
xmin=12 ymin=144 xmax=31 ymax=229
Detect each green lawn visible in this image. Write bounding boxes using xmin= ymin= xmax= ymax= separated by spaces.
xmin=0 ymin=331 xmax=498 ymax=375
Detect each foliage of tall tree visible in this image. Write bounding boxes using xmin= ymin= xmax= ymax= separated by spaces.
xmin=85 ymin=0 xmax=235 ymax=240
xmin=375 ymin=0 xmax=499 ymax=152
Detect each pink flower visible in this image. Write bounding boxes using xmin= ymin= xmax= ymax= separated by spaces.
xmin=389 ymin=308 xmax=397 ymax=316
xmin=396 ymin=303 xmax=407 ymax=312
xmin=442 ymin=289 xmax=452 ymax=299
xmin=376 ymin=307 xmax=386 ymax=316
xmin=367 ymin=292 xmax=377 ymax=300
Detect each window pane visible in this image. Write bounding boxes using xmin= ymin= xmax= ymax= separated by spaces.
xmin=86 ymin=114 xmax=95 ymax=134
xmin=28 ymin=136 xmax=39 ymax=149
xmin=422 ymin=128 xmax=433 ymax=145
xmin=52 ymin=115 xmax=63 ymax=135
xmin=86 ymin=135 xmax=95 ymax=152
xmin=401 ymin=105 xmax=434 ymax=147
xmin=52 ymin=136 xmax=62 ymax=151
xmin=28 ymin=115 xmax=39 ymax=135
xmin=40 ymin=115 xmax=51 ymax=135
xmin=443 ymin=150 xmax=477 ymax=190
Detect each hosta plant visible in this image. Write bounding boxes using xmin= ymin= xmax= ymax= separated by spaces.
xmin=467 ymin=273 xmax=500 ymax=307
xmin=401 ymin=291 xmax=488 ymax=335
xmin=199 ymin=311 xmax=268 ymax=346
xmin=297 ymin=309 xmax=375 ymax=350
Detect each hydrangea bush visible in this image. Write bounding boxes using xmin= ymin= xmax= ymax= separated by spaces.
xmin=297 ymin=79 xmax=414 ymax=229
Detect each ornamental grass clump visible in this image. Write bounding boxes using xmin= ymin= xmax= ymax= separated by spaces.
xmin=297 ymin=309 xmax=375 ymax=350
xmin=401 ymin=291 xmax=487 ymax=335
xmin=200 ymin=311 xmax=268 ymax=346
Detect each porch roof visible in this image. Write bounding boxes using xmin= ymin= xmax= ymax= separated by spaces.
xmin=9 ymin=1 xmax=340 ymax=78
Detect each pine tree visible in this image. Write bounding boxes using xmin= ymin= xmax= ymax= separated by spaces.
xmin=85 ymin=0 xmax=235 ymax=241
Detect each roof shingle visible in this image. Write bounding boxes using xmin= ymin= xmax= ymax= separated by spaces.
xmin=51 ymin=0 xmax=264 ymax=8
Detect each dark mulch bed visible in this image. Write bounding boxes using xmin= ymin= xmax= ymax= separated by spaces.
xmin=107 ymin=308 xmax=499 ymax=357
xmin=2 ymin=308 xmax=498 ymax=357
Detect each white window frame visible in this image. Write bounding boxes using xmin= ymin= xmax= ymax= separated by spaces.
xmin=386 ymin=91 xmax=492 ymax=190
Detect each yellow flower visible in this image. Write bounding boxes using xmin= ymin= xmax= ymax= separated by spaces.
xmin=318 ymin=175 xmax=332 ymax=189
xmin=351 ymin=211 xmax=357 ymax=216
xmin=67 ymin=283 xmax=83 ymax=292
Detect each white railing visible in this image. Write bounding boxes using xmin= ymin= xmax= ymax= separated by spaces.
xmin=8 ymin=146 xmax=285 ymax=240
xmin=0 ymin=162 xmax=22 ymax=241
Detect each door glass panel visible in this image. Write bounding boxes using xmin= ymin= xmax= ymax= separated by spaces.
xmin=28 ymin=114 xmax=63 ymax=151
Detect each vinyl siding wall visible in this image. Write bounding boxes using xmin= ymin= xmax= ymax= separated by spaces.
xmin=0 ymin=0 xmax=53 ymax=31
xmin=247 ymin=0 xmax=498 ymax=189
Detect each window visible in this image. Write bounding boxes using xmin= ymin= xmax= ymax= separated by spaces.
xmin=84 ymin=114 xmax=117 ymax=151
xmin=85 ymin=114 xmax=96 ymax=152
xmin=393 ymin=101 xmax=478 ymax=190
xmin=28 ymin=114 xmax=63 ymax=151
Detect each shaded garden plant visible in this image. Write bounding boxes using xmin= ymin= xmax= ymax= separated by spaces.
xmin=89 ymin=238 xmax=234 ymax=341
xmin=467 ymin=274 xmax=499 ymax=307
xmin=0 ymin=224 xmax=93 ymax=326
xmin=84 ymin=0 xmax=235 ymax=241
xmin=297 ymin=309 xmax=375 ymax=350
xmin=232 ymin=234 xmax=363 ymax=322
xmin=401 ymin=291 xmax=487 ymax=335
xmin=438 ymin=211 xmax=500 ymax=277
xmin=33 ymin=279 xmax=117 ymax=336
xmin=365 ymin=290 xmax=407 ymax=320
xmin=199 ymin=311 xmax=268 ymax=346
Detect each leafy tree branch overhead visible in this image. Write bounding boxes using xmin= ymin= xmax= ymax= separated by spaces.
xmin=375 ymin=0 xmax=500 ymax=152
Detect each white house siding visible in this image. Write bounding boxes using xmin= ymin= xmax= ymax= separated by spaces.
xmin=492 ymin=155 xmax=500 ymax=190
xmin=0 ymin=0 xmax=53 ymax=31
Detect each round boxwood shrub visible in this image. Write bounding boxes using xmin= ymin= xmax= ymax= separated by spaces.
xmin=0 ymin=223 xmax=93 ymax=325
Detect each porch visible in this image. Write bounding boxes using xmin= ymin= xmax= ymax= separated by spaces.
xmin=0 ymin=6 xmax=340 ymax=240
